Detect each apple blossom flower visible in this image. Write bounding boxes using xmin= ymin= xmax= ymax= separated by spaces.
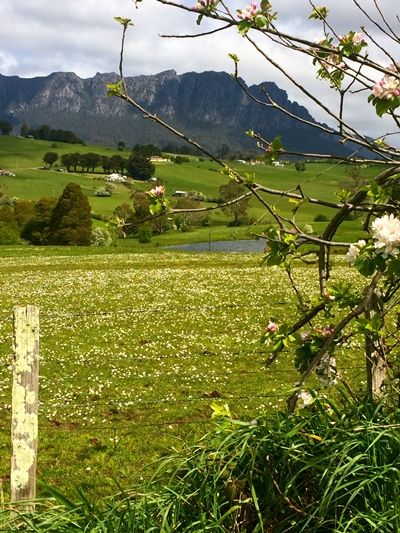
xmin=372 ymin=64 xmax=400 ymax=100
xmin=351 ymin=32 xmax=366 ymax=45
xmin=149 ymin=185 xmax=165 ymax=197
xmin=339 ymin=31 xmax=366 ymax=45
xmin=237 ymin=2 xmax=258 ymax=20
xmin=297 ymin=390 xmax=314 ymax=409
xmin=371 ymin=213 xmax=400 ymax=258
xmin=322 ymin=325 xmax=334 ymax=337
xmin=193 ymin=0 xmax=215 ymax=11
xmin=387 ymin=63 xmax=400 ymax=74
xmin=266 ymin=320 xmax=278 ymax=334
xmin=314 ymin=36 xmax=329 ymax=45
xmin=346 ymin=239 xmax=366 ymax=265
xmin=316 ymin=352 xmax=338 ymax=386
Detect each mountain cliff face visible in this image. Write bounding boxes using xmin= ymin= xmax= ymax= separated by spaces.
xmin=0 ymin=70 xmax=342 ymax=154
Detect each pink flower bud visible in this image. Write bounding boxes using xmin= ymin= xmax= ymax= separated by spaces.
xmin=150 ymin=185 xmax=165 ymax=197
xmin=266 ymin=320 xmax=278 ymax=334
xmin=322 ymin=325 xmax=334 ymax=337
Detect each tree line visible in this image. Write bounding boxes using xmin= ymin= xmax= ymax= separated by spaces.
xmin=43 ymin=145 xmax=159 ymax=180
xmin=20 ymin=122 xmax=83 ymax=144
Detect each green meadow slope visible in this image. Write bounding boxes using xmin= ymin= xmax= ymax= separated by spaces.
xmin=0 ymin=135 xmax=379 ymax=241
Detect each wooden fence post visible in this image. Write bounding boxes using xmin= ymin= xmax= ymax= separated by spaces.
xmin=365 ymin=291 xmax=387 ymax=400
xmin=10 ymin=305 xmax=39 ymax=511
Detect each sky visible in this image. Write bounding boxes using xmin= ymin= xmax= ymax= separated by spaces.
xmin=1 ymin=0 xmax=399 ymax=142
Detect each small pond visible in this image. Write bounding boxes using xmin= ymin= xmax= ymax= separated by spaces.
xmin=168 ymin=239 xmax=265 ymax=253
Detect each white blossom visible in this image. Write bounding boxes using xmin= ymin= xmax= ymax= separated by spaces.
xmin=297 ymin=390 xmax=314 ymax=409
xmin=346 ymin=239 xmax=366 ymax=265
xmin=371 ymin=214 xmax=400 ymax=258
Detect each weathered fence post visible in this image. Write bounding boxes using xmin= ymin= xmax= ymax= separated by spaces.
xmin=10 ymin=305 xmax=39 ymax=511
xmin=365 ymin=291 xmax=387 ymax=400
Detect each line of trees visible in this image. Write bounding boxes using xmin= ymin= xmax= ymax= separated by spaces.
xmin=20 ymin=123 xmax=83 ymax=144
xmin=48 ymin=148 xmax=156 ymax=180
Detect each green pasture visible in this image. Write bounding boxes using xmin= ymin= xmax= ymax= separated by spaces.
xmin=0 ymin=135 xmax=125 ymax=169
xmin=0 ymin=136 xmax=380 ymax=242
xmin=0 ymin=250 xmax=366 ymax=500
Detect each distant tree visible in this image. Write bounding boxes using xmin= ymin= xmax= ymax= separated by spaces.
xmin=21 ymin=197 xmax=57 ymax=245
xmin=0 ymin=200 xmax=18 ymax=244
xmin=126 ymin=190 xmax=168 ymax=234
xmin=161 ymin=142 xmax=201 ymax=156
xmin=117 ymin=141 xmax=125 ymax=151
xmin=172 ymin=155 xmax=190 ymax=164
xmin=113 ymin=203 xmax=135 ymax=237
xmin=48 ymin=183 xmax=92 ymax=245
xmin=174 ymin=197 xmax=208 ymax=230
xmin=294 ymin=161 xmax=306 ymax=173
xmin=91 ymin=227 xmax=114 ymax=246
xmin=132 ymin=144 xmax=161 ymax=157
xmin=343 ymin=164 xmax=370 ymax=195
xmin=217 ymin=144 xmax=230 ymax=159
xmin=61 ymin=152 xmax=80 ymax=172
xmin=14 ymin=199 xmax=35 ymax=229
xmin=136 ymin=223 xmax=153 ymax=243
xmin=219 ymin=180 xmax=250 ymax=225
xmin=126 ymin=154 xmax=155 ymax=180
xmin=0 ymin=205 xmax=18 ymax=232
xmin=37 ymin=124 xmax=52 ymax=140
xmin=0 ymin=223 xmax=19 ymax=244
xmin=43 ymin=151 xmax=59 ymax=169
xmin=20 ymin=122 xmax=29 ymax=137
xmin=130 ymin=191 xmax=151 ymax=230
xmin=80 ymin=152 xmax=101 ymax=172
xmin=0 ymin=121 xmax=12 ymax=136
xmin=101 ymin=155 xmax=112 ymax=174
xmin=109 ymin=154 xmax=126 ymax=174
xmin=151 ymin=211 xmax=169 ymax=234
xmin=27 ymin=124 xmax=82 ymax=144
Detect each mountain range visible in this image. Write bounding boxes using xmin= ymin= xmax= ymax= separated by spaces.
xmin=0 ymin=69 xmax=344 ymax=155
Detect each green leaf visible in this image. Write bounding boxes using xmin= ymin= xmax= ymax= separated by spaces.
xmin=210 ymin=402 xmax=232 ymax=418
xmin=107 ymin=81 xmax=124 ymax=97
xmin=149 ymin=203 xmax=162 ymax=215
xmin=309 ymin=6 xmax=329 ymax=20
xmin=386 ymin=258 xmax=400 ymax=275
xmin=355 ymin=258 xmax=376 ymax=277
xmin=114 ymin=17 xmax=133 ymax=28
xmin=237 ymin=20 xmax=252 ymax=36
xmin=228 ymin=53 xmax=240 ymax=63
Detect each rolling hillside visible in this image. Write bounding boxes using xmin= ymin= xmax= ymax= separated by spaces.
xmin=0 ymin=136 xmax=377 ymax=241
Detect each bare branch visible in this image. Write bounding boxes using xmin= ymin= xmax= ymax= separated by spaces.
xmin=160 ymin=23 xmax=232 ymax=38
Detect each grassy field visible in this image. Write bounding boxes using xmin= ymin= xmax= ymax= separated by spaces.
xmin=0 ymin=248 xmax=366 ymax=501
xmin=0 ymin=135 xmax=380 ymax=243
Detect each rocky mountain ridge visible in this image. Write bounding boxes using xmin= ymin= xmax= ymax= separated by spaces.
xmin=0 ymin=70 xmax=343 ymax=155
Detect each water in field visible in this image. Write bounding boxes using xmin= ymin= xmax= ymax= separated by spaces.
xmin=168 ymin=239 xmax=266 ymax=253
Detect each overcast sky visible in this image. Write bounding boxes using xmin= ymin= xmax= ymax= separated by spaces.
xmin=1 ymin=0 xmax=399 ymax=141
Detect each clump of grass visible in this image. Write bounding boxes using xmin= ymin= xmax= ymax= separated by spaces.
xmin=3 ymin=393 xmax=400 ymax=532
xmin=140 ymin=395 xmax=400 ymax=532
